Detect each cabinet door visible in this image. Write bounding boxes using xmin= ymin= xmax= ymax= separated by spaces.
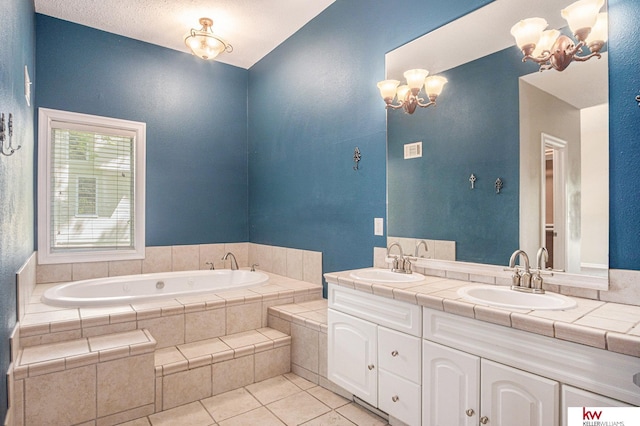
xmin=481 ymin=359 xmax=559 ymax=426
xmin=327 ymin=309 xmax=378 ymax=406
xmin=422 ymin=340 xmax=480 ymax=426
xmin=561 ymin=385 xmax=632 ymax=426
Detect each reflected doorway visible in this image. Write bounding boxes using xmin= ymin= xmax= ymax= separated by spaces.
xmin=542 ymin=133 xmax=567 ymax=271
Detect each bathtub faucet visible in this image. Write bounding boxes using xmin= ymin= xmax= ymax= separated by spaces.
xmin=222 ymin=252 xmax=239 ymax=270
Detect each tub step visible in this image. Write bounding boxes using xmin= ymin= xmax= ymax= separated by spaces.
xmin=154 ymin=327 xmax=292 ymax=411
xmin=13 ymin=329 xmax=157 ymax=425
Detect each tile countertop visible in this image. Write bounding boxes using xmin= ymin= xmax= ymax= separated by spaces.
xmin=324 ymin=269 xmax=640 ymax=358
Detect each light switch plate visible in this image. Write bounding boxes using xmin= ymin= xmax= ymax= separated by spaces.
xmin=374 ymin=218 xmax=384 ymax=236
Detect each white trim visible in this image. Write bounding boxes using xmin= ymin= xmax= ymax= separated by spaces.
xmin=38 ymin=108 xmax=146 ymax=264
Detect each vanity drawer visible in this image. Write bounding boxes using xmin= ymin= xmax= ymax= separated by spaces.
xmin=379 ymin=369 xmax=422 ymax=426
xmin=328 ymin=283 xmax=422 ymax=336
xmin=378 ymin=326 xmax=421 ymax=383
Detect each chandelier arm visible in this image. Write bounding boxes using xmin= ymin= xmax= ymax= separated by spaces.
xmin=522 ymin=52 xmax=553 ymax=65
xmin=572 ymin=51 xmax=601 ymax=62
xmin=385 ymin=103 xmax=404 ymax=110
xmin=416 ymin=99 xmax=436 ymax=108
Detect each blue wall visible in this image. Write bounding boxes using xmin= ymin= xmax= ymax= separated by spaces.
xmin=249 ymin=0 xmax=640 ymax=274
xmin=35 ymin=15 xmax=249 ymax=246
xmin=248 ymin=0 xmax=493 ymax=282
xmin=0 ymin=0 xmax=35 ymax=419
xmin=1 ymin=0 xmax=639 ymax=420
xmin=608 ymin=0 xmax=640 ymax=270
xmin=388 ymin=47 xmax=526 ymax=265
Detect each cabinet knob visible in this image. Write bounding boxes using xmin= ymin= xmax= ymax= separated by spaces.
xmin=391 ymin=350 xmax=399 ymax=357
xmin=480 ymin=416 xmax=489 ymax=424
xmin=367 ymin=364 xmax=375 ymax=370
xmin=465 ymin=409 xmax=475 ymax=417
xmin=392 ymin=395 xmax=399 ymax=402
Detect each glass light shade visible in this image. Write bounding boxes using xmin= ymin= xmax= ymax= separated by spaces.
xmin=510 ymin=18 xmax=548 ymax=50
xmin=377 ymin=80 xmax=400 ymax=101
xmin=396 ymin=85 xmax=410 ymax=102
xmin=561 ymin=0 xmax=604 ymax=34
xmin=585 ymin=12 xmax=608 ymax=45
xmin=403 ymin=69 xmax=429 ymax=91
xmin=532 ymin=29 xmax=561 ymax=57
xmin=184 ymin=18 xmax=232 ymax=61
xmin=424 ymin=76 xmax=448 ymax=97
xmin=186 ymin=34 xmax=226 ymax=60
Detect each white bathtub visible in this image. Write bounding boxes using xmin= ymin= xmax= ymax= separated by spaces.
xmin=41 ymin=269 xmax=269 ymax=307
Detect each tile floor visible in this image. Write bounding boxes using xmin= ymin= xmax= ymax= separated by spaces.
xmin=117 ymin=373 xmax=389 ymax=426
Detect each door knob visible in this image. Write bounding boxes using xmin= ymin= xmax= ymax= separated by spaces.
xmin=480 ymin=416 xmax=489 ymax=424
xmin=367 ymin=364 xmax=375 ymax=370
xmin=391 ymin=350 xmax=399 ymax=357
xmin=465 ymin=408 xmax=475 ymax=417
xmin=392 ymin=395 xmax=399 ymax=402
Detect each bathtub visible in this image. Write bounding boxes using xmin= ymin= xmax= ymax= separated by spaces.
xmin=41 ymin=269 xmax=269 ymax=308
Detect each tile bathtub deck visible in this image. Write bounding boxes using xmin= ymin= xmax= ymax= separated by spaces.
xmin=116 ymin=373 xmax=389 ymax=426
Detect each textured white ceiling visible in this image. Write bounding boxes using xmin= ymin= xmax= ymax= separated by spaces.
xmin=34 ymin=0 xmax=336 ymax=69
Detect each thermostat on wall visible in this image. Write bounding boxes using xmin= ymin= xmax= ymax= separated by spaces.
xmin=404 ymin=141 xmax=422 ymax=159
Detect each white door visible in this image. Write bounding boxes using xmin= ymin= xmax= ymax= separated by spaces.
xmin=561 ymin=385 xmax=632 ymax=426
xmin=422 ymin=340 xmax=480 ymax=426
xmin=327 ymin=308 xmax=378 ymax=406
xmin=481 ymin=359 xmax=559 ymax=426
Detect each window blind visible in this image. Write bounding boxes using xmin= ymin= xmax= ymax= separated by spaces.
xmin=50 ymin=122 xmax=136 ymax=251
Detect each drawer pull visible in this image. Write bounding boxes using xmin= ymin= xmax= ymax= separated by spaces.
xmin=391 ymin=350 xmax=399 ymax=357
xmin=480 ymin=416 xmax=489 ymax=424
xmin=392 ymin=395 xmax=399 ymax=402
xmin=465 ymin=409 xmax=475 ymax=417
xmin=367 ymin=364 xmax=375 ymax=370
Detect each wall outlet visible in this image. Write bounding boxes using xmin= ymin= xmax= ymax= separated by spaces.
xmin=374 ymin=218 xmax=384 ymax=236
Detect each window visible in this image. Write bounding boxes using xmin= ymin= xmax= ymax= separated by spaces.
xmin=76 ymin=176 xmax=97 ymax=216
xmin=38 ymin=108 xmax=146 ymax=264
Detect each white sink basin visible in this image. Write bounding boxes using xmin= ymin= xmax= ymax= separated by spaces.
xmin=349 ymin=269 xmax=424 ymax=283
xmin=457 ymin=285 xmax=576 ymax=310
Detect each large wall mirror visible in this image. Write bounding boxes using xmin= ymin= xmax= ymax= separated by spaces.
xmin=386 ymin=0 xmax=609 ymax=287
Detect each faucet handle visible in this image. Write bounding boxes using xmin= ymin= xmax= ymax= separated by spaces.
xmin=404 ymin=258 xmax=412 ymax=273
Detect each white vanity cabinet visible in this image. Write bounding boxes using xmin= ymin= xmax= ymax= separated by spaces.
xmin=422 ymin=340 xmax=559 ymax=426
xmin=327 ymin=284 xmax=422 ymax=425
xmin=423 ymin=307 xmax=640 ymax=426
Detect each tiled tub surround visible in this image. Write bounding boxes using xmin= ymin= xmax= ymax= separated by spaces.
xmin=8 ymin=270 xmax=322 ymax=426
xmin=325 ymin=269 xmax=640 ymax=358
xmin=24 ymin=243 xmax=322 ymax=319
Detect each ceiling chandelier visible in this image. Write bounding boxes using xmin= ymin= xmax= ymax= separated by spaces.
xmin=184 ymin=18 xmax=233 ymax=60
xmin=510 ymin=0 xmax=607 ymax=72
xmin=377 ymin=69 xmax=448 ymax=114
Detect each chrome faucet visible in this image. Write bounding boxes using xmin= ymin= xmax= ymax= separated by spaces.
xmin=387 ymin=242 xmax=412 ymax=274
xmin=508 ymin=249 xmax=531 ymax=290
xmin=532 ymin=247 xmax=549 ymax=293
xmin=414 ymin=240 xmax=428 ymax=257
xmin=222 ymin=252 xmax=239 ymax=270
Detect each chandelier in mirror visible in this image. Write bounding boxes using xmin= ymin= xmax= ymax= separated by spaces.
xmin=510 ymin=0 xmax=607 ymax=72
xmin=184 ymin=18 xmax=233 ymax=61
xmin=377 ymin=69 xmax=447 ymax=114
